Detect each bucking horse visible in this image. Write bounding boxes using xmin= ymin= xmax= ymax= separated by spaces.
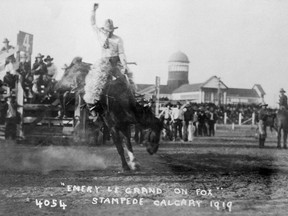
xmin=55 ymin=57 xmax=163 ymax=171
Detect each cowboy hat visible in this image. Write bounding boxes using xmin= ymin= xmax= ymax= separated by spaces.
xmin=3 ymin=38 xmax=9 ymax=43
xmin=280 ymin=88 xmax=286 ymax=93
xmin=44 ymin=55 xmax=54 ymax=62
xmin=101 ymin=19 xmax=118 ymax=32
xmin=35 ymin=53 xmax=44 ymax=58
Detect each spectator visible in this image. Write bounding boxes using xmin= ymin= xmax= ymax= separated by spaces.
xmin=279 ymin=88 xmax=288 ymax=110
xmin=183 ymin=102 xmax=193 ymax=141
xmin=208 ymin=107 xmax=218 ymax=136
xmin=171 ymin=101 xmax=184 ymax=141
xmin=44 ymin=55 xmax=58 ymax=80
xmin=31 ymin=53 xmax=47 ymax=94
xmin=4 ymin=94 xmax=18 ymax=140
xmin=258 ymin=103 xmax=269 ymax=148
xmin=3 ymin=56 xmax=17 ymax=89
xmin=197 ymin=107 xmax=207 ymax=136
xmin=159 ymin=102 xmax=173 ymax=140
xmin=17 ymin=51 xmax=33 ymax=99
xmin=1 ymin=38 xmax=14 ymax=52
xmin=192 ymin=108 xmax=199 ymax=136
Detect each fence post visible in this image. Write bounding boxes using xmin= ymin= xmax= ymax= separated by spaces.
xmin=238 ymin=113 xmax=242 ymax=125
xmin=224 ymin=112 xmax=227 ymax=125
xmin=252 ymin=112 xmax=255 ymax=125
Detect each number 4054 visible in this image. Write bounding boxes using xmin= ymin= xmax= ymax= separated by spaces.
xmin=35 ymin=199 xmax=67 ymax=210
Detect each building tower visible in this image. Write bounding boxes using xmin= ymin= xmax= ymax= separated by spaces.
xmin=167 ymin=51 xmax=189 ymax=90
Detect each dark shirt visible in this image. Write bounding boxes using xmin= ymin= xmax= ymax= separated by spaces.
xmin=32 ymin=61 xmax=47 ymax=75
xmin=184 ymin=107 xmax=193 ymax=122
xmin=258 ymin=108 xmax=268 ymax=121
xmin=17 ymin=61 xmax=31 ymax=78
xmin=198 ymin=112 xmax=206 ymax=124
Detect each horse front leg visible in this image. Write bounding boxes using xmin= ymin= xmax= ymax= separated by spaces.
xmin=121 ymin=125 xmax=140 ymax=171
xmin=111 ymin=128 xmax=130 ymax=171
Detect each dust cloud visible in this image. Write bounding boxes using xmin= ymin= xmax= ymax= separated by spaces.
xmin=0 ymin=141 xmax=107 ymax=173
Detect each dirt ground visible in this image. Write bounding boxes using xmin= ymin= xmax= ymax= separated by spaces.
xmin=1 ymin=127 xmax=288 ymax=216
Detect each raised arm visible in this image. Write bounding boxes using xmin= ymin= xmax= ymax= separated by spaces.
xmin=91 ymin=5 xmax=99 ymax=32
xmin=90 ymin=4 xmax=106 ymax=45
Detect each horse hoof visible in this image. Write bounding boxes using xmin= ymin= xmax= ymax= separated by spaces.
xmin=128 ymin=161 xmax=140 ymax=171
xmin=122 ymin=165 xmax=131 ymax=172
xmin=277 ymin=146 xmax=281 ymax=149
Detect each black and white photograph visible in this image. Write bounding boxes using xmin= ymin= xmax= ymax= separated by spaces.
xmin=1 ymin=0 xmax=288 ymax=215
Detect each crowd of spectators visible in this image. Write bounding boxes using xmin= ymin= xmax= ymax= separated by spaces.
xmin=157 ymin=100 xmax=277 ymax=142
xmin=0 ymin=38 xmax=59 ymax=104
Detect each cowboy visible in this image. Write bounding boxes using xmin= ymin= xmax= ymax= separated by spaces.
xmin=258 ymin=103 xmax=269 ymax=148
xmin=4 ymin=93 xmax=18 ymax=140
xmin=44 ymin=55 xmax=58 ymax=80
xmin=31 ymin=53 xmax=47 ymax=94
xmin=3 ymin=56 xmax=17 ymax=89
xmin=17 ymin=51 xmax=33 ymax=99
xmin=1 ymin=38 xmax=14 ymax=52
xmin=171 ymin=101 xmax=185 ymax=141
xmin=83 ymin=3 xmax=129 ymax=116
xmin=208 ymin=107 xmax=218 ymax=136
xmin=279 ymin=88 xmax=288 ymax=110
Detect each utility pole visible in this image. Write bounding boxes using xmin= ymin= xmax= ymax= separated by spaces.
xmin=217 ymin=76 xmax=221 ymax=106
xmin=155 ymin=76 xmax=160 ymax=116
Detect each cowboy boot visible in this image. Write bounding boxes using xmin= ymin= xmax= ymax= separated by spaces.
xmin=87 ymin=102 xmax=103 ymax=117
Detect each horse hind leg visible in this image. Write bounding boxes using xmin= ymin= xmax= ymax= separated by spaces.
xmin=122 ymin=126 xmax=140 ymax=171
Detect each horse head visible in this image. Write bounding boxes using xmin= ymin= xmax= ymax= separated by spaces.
xmin=55 ymin=57 xmax=91 ymax=93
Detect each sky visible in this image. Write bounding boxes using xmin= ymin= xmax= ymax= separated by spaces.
xmin=1 ymin=0 xmax=288 ymax=107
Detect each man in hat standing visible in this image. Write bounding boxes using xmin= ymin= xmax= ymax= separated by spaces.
xmin=31 ymin=53 xmax=47 ymax=94
xmin=258 ymin=103 xmax=269 ymax=148
xmin=83 ymin=3 xmax=129 ymax=116
xmin=279 ymin=88 xmax=288 ymax=110
xmin=4 ymin=94 xmax=18 ymax=140
xmin=1 ymin=38 xmax=14 ymax=52
xmin=171 ymin=101 xmax=185 ymax=141
xmin=159 ymin=102 xmax=173 ymax=140
xmin=44 ymin=55 xmax=58 ymax=81
xmin=17 ymin=51 xmax=33 ymax=99
xmin=3 ymin=56 xmax=17 ymax=90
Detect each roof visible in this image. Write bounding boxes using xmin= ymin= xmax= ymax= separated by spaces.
xmin=253 ymin=84 xmax=266 ymax=96
xmin=136 ymin=84 xmax=175 ymax=95
xmin=136 ymin=84 xmax=154 ymax=92
xmin=168 ymin=51 xmax=189 ymax=63
xmin=160 ymin=85 xmax=174 ymax=94
xmin=227 ymin=88 xmax=260 ymax=98
xmin=202 ymin=76 xmax=228 ymax=89
xmin=172 ymin=83 xmax=203 ymax=93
